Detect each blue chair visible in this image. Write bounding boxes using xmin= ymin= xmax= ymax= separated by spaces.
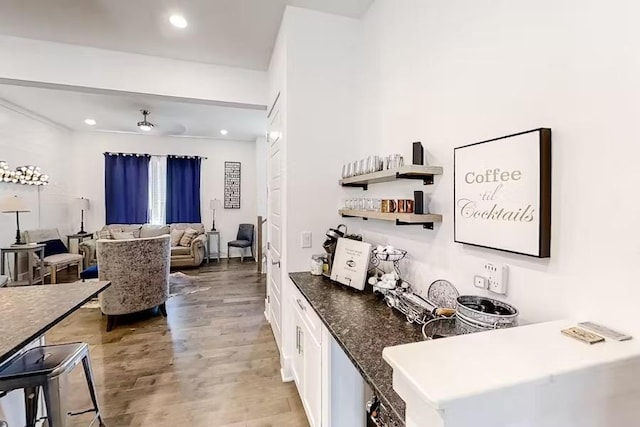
xmin=227 ymin=223 xmax=255 ymax=262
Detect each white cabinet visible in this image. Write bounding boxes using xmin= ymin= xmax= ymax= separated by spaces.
xmin=291 ymin=288 xmax=322 ymax=427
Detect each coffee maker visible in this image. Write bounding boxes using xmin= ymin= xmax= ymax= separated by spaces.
xmin=323 ymin=224 xmax=347 ymax=275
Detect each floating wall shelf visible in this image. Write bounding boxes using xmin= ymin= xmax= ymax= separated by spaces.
xmin=339 ymin=209 xmax=443 ymax=230
xmin=339 ymin=165 xmax=443 ymax=190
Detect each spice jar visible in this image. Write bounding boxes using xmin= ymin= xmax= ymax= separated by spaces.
xmin=311 ymin=254 xmax=324 ymax=276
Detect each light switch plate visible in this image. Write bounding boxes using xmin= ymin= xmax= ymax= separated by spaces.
xmin=301 ymin=231 xmax=312 ymax=248
xmin=484 ymin=262 xmax=508 ymax=295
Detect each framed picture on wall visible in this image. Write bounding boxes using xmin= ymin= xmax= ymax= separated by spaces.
xmin=454 ymin=128 xmax=551 ymax=258
xmin=224 ymin=161 xmax=241 ymax=209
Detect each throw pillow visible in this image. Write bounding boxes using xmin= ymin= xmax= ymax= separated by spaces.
xmin=39 ymin=239 xmax=68 ymax=257
xmin=112 ymin=232 xmax=135 ymax=240
xmin=179 ymin=228 xmax=199 ymax=247
xmin=96 ymin=230 xmax=112 ymax=240
xmin=170 ymin=229 xmax=185 ymax=246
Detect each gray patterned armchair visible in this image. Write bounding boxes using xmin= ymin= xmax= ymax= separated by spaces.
xmin=97 ymin=235 xmax=171 ymax=331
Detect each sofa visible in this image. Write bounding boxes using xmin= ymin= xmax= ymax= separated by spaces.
xmin=97 ymin=235 xmax=171 ymax=331
xmin=79 ymin=223 xmax=206 ymax=268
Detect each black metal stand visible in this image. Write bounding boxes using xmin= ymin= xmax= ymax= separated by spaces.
xmin=14 ymin=211 xmax=24 ymax=245
xmin=78 ymin=209 xmax=86 ymax=234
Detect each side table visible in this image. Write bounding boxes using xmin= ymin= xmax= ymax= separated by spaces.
xmin=206 ymin=231 xmax=221 ymax=263
xmin=0 ymin=244 xmax=46 ymax=286
xmin=67 ymin=233 xmax=93 ymax=254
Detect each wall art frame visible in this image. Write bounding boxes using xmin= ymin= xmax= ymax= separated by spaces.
xmin=224 ymin=161 xmax=241 ymax=209
xmin=454 ymin=128 xmax=551 ymax=258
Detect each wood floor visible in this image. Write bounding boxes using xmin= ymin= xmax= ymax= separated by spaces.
xmin=47 ymin=261 xmax=309 ymax=427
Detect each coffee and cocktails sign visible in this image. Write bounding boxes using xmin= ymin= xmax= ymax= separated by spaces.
xmin=454 ymin=129 xmax=551 ymax=258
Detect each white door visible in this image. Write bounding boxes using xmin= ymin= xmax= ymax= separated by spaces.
xmin=267 ymin=95 xmax=283 ymax=350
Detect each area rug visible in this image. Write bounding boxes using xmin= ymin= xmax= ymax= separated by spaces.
xmin=81 ymin=272 xmax=211 ymax=309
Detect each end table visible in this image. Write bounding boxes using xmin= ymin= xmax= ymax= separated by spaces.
xmin=0 ymin=244 xmax=46 ymax=286
xmin=67 ymin=232 xmax=94 ymax=253
xmin=206 ymin=231 xmax=221 ymax=263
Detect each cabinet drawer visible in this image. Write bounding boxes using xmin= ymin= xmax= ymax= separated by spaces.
xmin=291 ymin=285 xmax=322 ymax=343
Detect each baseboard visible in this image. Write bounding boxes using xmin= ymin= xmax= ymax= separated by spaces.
xmin=281 ymin=367 xmax=294 ymax=383
xmin=281 ymin=355 xmax=294 ymax=382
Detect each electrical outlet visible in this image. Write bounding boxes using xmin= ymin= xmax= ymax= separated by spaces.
xmin=301 ymin=231 xmax=312 ymax=248
xmin=474 ymin=275 xmax=488 ymax=289
xmin=484 ymin=262 xmax=508 ymax=294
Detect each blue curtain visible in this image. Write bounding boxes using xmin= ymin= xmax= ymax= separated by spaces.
xmin=166 ymin=156 xmax=202 ymax=223
xmin=104 ymin=154 xmax=150 ymax=224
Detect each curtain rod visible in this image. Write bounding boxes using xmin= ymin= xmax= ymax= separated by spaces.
xmin=103 ymin=152 xmax=208 ymax=159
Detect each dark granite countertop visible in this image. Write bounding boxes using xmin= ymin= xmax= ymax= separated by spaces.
xmin=289 ymin=272 xmax=424 ymax=424
xmin=0 ymin=281 xmax=111 ymax=365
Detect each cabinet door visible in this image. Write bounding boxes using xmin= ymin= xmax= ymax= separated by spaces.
xmin=292 ymin=311 xmax=304 ymax=388
xmin=304 ymin=328 xmax=322 ymax=427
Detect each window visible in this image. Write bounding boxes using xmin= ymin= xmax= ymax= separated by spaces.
xmin=148 ymin=155 xmax=167 ymax=225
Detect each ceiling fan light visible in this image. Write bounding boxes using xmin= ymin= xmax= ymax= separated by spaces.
xmin=137 ymin=110 xmax=154 ymax=132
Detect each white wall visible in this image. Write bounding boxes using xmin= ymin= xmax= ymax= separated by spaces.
xmin=343 ymin=0 xmax=640 ymax=329
xmin=0 ymin=103 xmax=72 ymax=425
xmin=71 ymin=132 xmax=257 ymax=256
xmin=0 ymin=35 xmax=268 ymax=106
xmin=283 ymin=7 xmax=362 ymax=271
xmin=0 ymin=101 xmax=74 ymax=248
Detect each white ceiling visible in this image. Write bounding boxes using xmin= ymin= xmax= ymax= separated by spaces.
xmin=0 ymin=0 xmax=373 ymax=70
xmin=0 ymin=84 xmax=267 ymax=141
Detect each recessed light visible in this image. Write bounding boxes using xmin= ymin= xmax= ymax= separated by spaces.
xmin=84 ymin=118 xmax=96 ymax=126
xmin=220 ymin=129 xmax=228 ymax=136
xmin=169 ymin=14 xmax=188 ymax=29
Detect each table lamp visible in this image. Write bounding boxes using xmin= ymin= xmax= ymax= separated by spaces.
xmin=76 ymin=197 xmax=90 ymax=234
xmin=209 ymin=199 xmax=222 ymax=231
xmin=0 ymin=195 xmax=30 ymax=245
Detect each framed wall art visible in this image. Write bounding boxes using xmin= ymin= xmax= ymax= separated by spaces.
xmin=224 ymin=161 xmax=241 ymax=209
xmin=454 ymin=128 xmax=551 ymax=258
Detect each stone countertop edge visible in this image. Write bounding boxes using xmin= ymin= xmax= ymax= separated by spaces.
xmin=289 ymin=272 xmax=425 ymax=425
xmin=0 ymin=281 xmax=111 ymax=365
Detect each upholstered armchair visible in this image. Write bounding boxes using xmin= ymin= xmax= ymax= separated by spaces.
xmin=97 ymin=235 xmax=171 ymax=331
xmin=24 ymin=228 xmax=83 ymax=284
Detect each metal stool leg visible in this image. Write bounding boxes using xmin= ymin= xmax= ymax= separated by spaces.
xmin=82 ymin=355 xmax=105 ymax=427
xmin=42 ymin=376 xmax=66 ymax=427
xmin=24 ymin=386 xmax=40 ymax=427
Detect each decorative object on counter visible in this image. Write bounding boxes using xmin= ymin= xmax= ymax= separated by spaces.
xmin=75 ymin=197 xmax=90 ymax=234
xmin=577 ymin=321 xmax=632 ymax=341
xmin=310 ymin=254 xmax=324 ymax=276
xmin=427 ymin=279 xmax=459 ymax=309
xmin=0 ymin=195 xmax=30 ymax=245
xmin=370 ymin=245 xmax=407 ymax=279
xmin=561 ymin=326 xmax=605 ymax=345
xmin=455 ymin=295 xmax=519 ymax=334
xmin=422 ymin=317 xmax=458 ymax=340
xmin=0 ymin=162 xmax=49 ymax=186
xmin=412 ymin=142 xmax=424 ymax=165
xmin=454 ymin=128 xmax=552 ymax=258
xmin=384 ymin=288 xmax=435 ymax=324
xmin=209 ymin=198 xmax=222 ymax=230
xmin=330 ymin=237 xmax=372 ymax=291
xmin=224 ymin=161 xmax=241 ymax=209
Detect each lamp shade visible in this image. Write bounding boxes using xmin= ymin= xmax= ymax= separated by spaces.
xmin=0 ymin=195 xmax=30 ymax=213
xmin=76 ymin=197 xmax=90 ymax=210
xmin=210 ymin=199 xmax=222 ymax=210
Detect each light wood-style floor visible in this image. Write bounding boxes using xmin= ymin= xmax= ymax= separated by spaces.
xmin=47 ymin=261 xmax=309 ymax=427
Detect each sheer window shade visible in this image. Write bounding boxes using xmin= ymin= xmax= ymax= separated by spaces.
xmin=148 ymin=155 xmax=167 ymax=225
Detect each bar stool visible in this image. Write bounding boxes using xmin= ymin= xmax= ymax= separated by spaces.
xmin=0 ymin=343 xmax=104 ymax=427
